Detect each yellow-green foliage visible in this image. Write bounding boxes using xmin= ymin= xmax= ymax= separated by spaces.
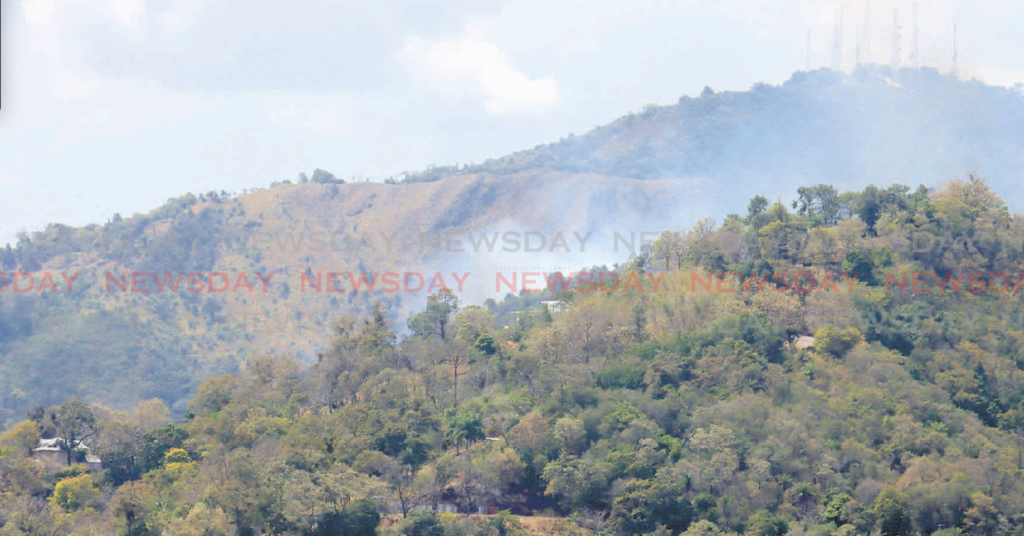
xmin=813 ymin=325 xmax=863 ymax=357
xmin=7 ymin=178 xmax=1024 ymax=536
xmin=0 ymin=421 xmax=40 ymax=456
xmin=50 ymin=473 xmax=99 ymax=511
xmin=164 ymin=447 xmax=191 ymax=465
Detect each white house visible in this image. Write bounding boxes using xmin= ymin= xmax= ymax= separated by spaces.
xmin=541 ymin=300 xmax=568 ymax=313
xmin=33 ymin=438 xmax=102 ymax=472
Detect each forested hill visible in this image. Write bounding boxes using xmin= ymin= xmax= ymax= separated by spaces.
xmin=0 ymin=172 xmax=689 ymax=423
xmin=6 ymin=178 xmax=1024 ymax=536
xmin=4 ymin=67 xmax=1024 ymax=432
xmin=408 ymin=66 xmax=1024 ymax=215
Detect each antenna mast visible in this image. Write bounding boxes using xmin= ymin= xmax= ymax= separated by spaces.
xmin=855 ymin=4 xmax=862 ymax=68
xmin=952 ymin=23 xmax=960 ymax=78
xmin=832 ymin=6 xmax=845 ymax=71
xmin=863 ymin=0 xmax=871 ymax=64
xmin=912 ymin=3 xmax=920 ymax=68
xmin=891 ymin=8 xmax=901 ymax=70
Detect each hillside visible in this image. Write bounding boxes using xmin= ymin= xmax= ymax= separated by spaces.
xmin=0 ymin=172 xmax=691 ymax=422
xmin=3 ymin=67 xmax=1024 ymax=425
xmin=409 ymin=67 xmax=1024 ymax=215
xmin=4 ymin=178 xmax=1024 ymax=536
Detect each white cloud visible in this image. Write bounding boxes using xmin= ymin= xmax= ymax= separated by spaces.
xmin=25 ymin=0 xmax=147 ymax=31
xmin=157 ymin=0 xmax=213 ymax=35
xmin=401 ymin=31 xmax=561 ymax=116
xmin=22 ymin=0 xmax=55 ymax=25
xmin=21 ymin=0 xmax=104 ymax=100
xmin=104 ymin=0 xmax=147 ymax=32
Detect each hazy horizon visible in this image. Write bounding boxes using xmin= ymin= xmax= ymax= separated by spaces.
xmin=2 ymin=0 xmax=1023 ymax=246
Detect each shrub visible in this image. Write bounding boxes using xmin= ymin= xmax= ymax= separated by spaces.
xmin=813 ymin=325 xmax=863 ymax=358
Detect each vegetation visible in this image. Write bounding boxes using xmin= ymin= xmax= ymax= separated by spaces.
xmin=6 ymin=68 xmax=1024 ymax=431
xmin=405 ymin=68 xmax=1024 ymax=202
xmin=4 ymin=177 xmax=1024 ymax=535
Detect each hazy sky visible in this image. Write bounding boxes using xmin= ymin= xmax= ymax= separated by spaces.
xmin=0 ymin=0 xmax=1020 ymax=245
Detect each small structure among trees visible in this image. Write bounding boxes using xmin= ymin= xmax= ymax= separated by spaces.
xmin=33 ymin=437 xmax=103 ymax=472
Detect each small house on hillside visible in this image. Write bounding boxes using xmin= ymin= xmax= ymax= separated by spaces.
xmin=33 ymin=438 xmax=102 ymax=472
xmin=380 ymin=500 xmax=458 ymax=515
xmin=541 ymin=301 xmax=568 ymax=313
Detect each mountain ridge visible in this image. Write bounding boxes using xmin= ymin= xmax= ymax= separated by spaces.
xmin=408 ymin=66 xmax=1024 ymax=214
xmin=3 ymin=66 xmax=1024 ymax=424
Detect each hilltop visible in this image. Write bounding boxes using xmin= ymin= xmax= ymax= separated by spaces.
xmin=3 ymin=67 xmax=1024 ymax=423
xmin=410 ymin=66 xmax=1024 ymax=215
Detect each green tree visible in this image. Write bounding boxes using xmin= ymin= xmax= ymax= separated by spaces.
xmin=841 ymin=247 xmax=876 ymax=285
xmin=873 ymin=485 xmax=912 ymax=536
xmin=356 ymin=301 xmax=397 ymax=356
xmin=311 ymin=168 xmax=345 ymax=184
xmin=475 ymin=333 xmax=498 ymax=355
xmin=397 ymin=509 xmax=445 ymax=536
xmin=165 ymin=503 xmax=234 ymax=536
xmin=0 ymin=244 xmax=15 ymax=269
xmin=443 ymin=408 xmax=484 ymax=452
xmin=491 ymin=510 xmax=528 ymax=536
xmin=111 ymin=481 xmax=156 ymax=536
xmin=50 ymin=473 xmax=100 ymax=511
xmin=541 ymin=456 xmax=608 ymax=510
xmin=813 ymin=325 xmax=863 ymax=358
xmin=747 ymin=196 xmax=770 ymax=221
xmin=757 ymin=221 xmax=792 ymax=260
xmin=794 ymin=184 xmax=841 ymax=226
xmin=682 ymin=520 xmax=726 ymax=536
xmin=313 ymin=499 xmax=380 ymax=536
xmin=744 ymin=510 xmax=786 ymax=536
xmin=0 ymin=420 xmax=41 ymax=457
xmin=408 ymin=289 xmax=460 ymax=340
xmin=652 ymin=230 xmax=686 ymax=270
xmin=51 ymin=397 xmax=97 ymax=465
xmin=821 ymin=491 xmax=855 ymax=526
xmin=962 ymin=492 xmax=1009 ymax=536
xmin=344 ymin=499 xmax=381 ymax=536
xmin=608 ymin=477 xmax=694 ymax=535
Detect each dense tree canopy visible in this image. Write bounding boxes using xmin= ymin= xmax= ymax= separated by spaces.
xmin=5 ymin=179 xmax=1024 ymax=535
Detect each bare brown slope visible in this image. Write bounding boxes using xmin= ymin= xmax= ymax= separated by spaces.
xmin=0 ymin=171 xmax=700 ymax=419
xmin=217 ymin=171 xmax=699 ymax=356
